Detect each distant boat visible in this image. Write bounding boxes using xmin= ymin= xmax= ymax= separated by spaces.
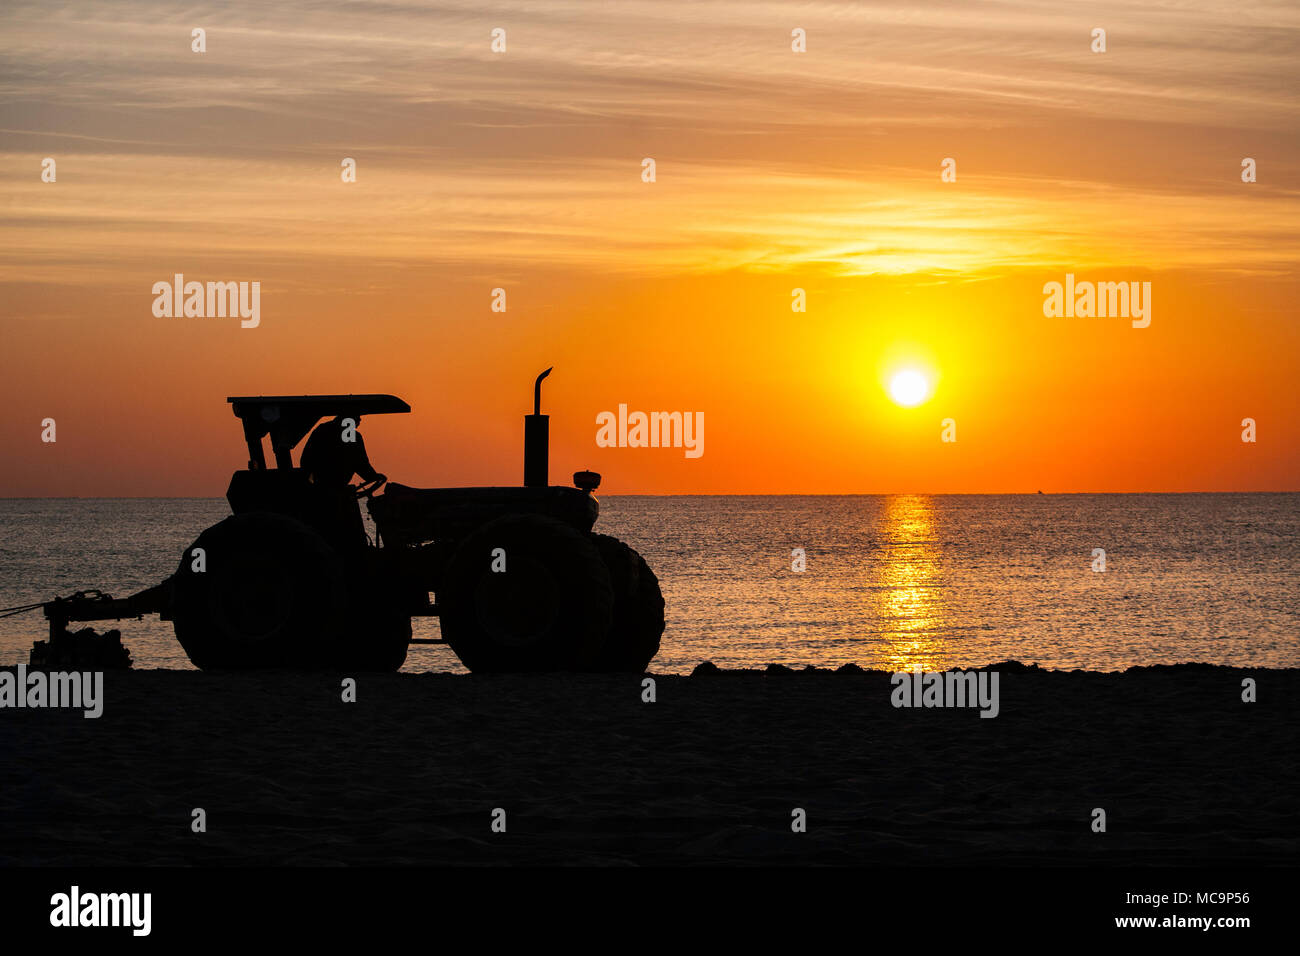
xmin=1037 ymin=490 xmax=1044 ymax=494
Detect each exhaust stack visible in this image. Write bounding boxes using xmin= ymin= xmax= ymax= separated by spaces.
xmin=524 ymin=367 xmax=552 ymax=487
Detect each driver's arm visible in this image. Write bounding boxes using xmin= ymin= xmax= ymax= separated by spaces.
xmin=353 ymin=432 xmax=379 ymax=482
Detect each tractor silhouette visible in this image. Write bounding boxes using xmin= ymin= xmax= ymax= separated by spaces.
xmin=35 ymin=370 xmax=664 ymax=673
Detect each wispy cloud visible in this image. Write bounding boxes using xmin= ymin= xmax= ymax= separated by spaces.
xmin=2 ymin=0 xmax=1298 ymax=282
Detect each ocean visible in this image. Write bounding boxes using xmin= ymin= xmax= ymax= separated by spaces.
xmin=1 ymin=494 xmax=1296 ymax=673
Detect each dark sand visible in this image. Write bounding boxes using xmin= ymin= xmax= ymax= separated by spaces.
xmin=0 ymin=663 xmax=1294 ymax=865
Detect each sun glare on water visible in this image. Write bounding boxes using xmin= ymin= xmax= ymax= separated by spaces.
xmin=888 ymin=369 xmax=931 ymax=407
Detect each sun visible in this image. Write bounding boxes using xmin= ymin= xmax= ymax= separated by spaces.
xmin=888 ymin=369 xmax=931 ymax=407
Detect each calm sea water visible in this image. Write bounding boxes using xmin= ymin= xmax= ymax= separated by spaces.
xmin=0 ymin=495 xmax=1296 ymax=673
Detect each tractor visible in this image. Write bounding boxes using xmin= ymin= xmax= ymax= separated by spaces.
xmin=32 ymin=370 xmax=665 ymax=673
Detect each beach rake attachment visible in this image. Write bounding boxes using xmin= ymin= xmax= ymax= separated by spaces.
xmin=28 ymin=584 xmax=173 ymax=670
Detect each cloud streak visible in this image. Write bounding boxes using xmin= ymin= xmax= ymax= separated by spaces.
xmin=2 ymin=0 xmax=1298 ymax=284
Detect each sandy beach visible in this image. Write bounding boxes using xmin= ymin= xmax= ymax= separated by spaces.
xmin=0 ymin=662 xmax=1293 ymax=866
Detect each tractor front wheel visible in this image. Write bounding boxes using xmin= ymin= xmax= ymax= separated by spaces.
xmin=583 ymin=534 xmax=665 ymax=672
xmin=439 ymin=514 xmax=613 ymax=672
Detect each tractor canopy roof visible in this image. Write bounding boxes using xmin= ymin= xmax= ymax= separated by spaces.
xmin=228 ymin=394 xmax=410 ymax=468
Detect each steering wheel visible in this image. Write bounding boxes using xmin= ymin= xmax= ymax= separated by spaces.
xmin=353 ymin=474 xmax=388 ymax=499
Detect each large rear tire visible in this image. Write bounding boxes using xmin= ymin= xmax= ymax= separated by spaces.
xmin=172 ymin=512 xmax=348 ymax=669
xmin=586 ymin=534 xmax=665 ymax=672
xmin=439 ymin=514 xmax=613 ymax=672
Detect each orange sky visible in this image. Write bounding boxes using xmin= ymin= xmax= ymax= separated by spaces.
xmin=1 ymin=0 xmax=1297 ymax=494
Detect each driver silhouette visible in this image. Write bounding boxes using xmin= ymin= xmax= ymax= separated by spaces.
xmin=300 ymin=415 xmax=386 ymax=547
xmin=301 ymin=415 xmax=386 ymax=490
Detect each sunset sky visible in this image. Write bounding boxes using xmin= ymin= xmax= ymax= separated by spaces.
xmin=1 ymin=0 xmax=1297 ymax=494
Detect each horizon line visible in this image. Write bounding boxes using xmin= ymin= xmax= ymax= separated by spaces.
xmin=3 ymin=490 xmax=1298 ymax=501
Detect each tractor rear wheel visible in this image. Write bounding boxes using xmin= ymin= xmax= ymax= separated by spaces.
xmin=584 ymin=534 xmax=665 ymax=672
xmin=172 ymin=512 xmax=348 ymax=669
xmin=439 ymin=514 xmax=613 ymax=672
